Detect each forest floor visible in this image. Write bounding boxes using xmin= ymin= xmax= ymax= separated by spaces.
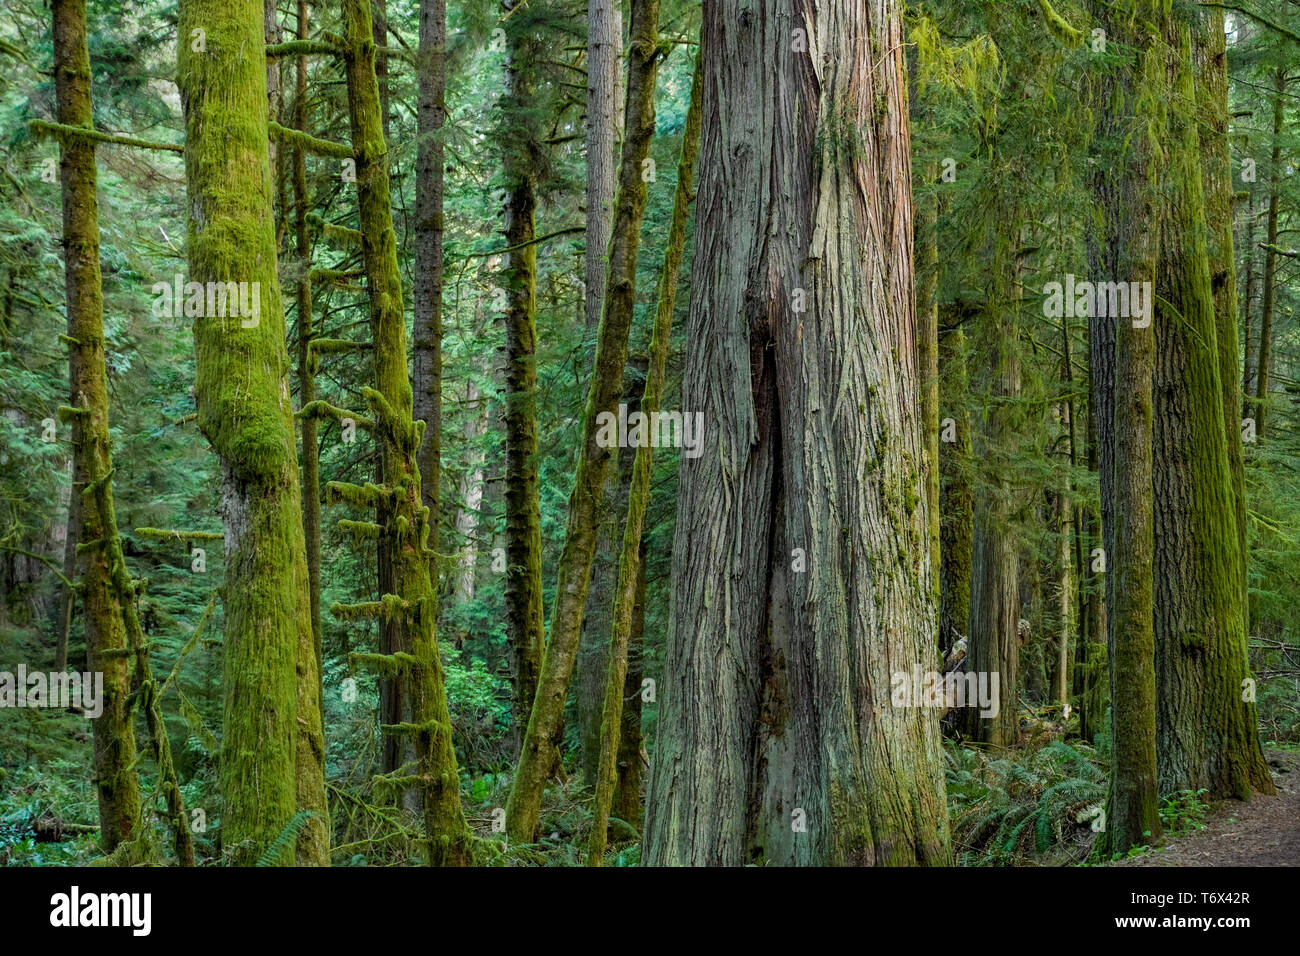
xmin=1110 ymin=747 xmax=1300 ymax=867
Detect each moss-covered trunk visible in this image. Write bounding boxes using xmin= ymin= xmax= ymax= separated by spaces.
xmin=505 ymin=0 xmax=662 ymax=844
xmin=176 ymin=0 xmax=328 ymax=865
xmin=1152 ymin=17 xmax=1274 ymax=802
xmin=52 ymin=0 xmax=141 ymax=855
xmin=338 ymin=0 xmax=473 ymax=864
xmin=588 ymin=50 xmax=701 ymax=865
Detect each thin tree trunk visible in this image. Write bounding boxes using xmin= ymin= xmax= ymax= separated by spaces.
xmin=293 ymin=0 xmax=324 ymax=722
xmin=1253 ymin=68 xmax=1286 ymax=440
xmin=585 ymin=0 xmax=622 ymax=332
xmin=938 ymin=319 xmax=972 ymax=654
xmin=176 ymin=0 xmax=328 ymax=865
xmin=589 ymin=50 xmax=701 ymax=865
xmin=644 ymin=0 xmax=950 ymax=866
xmin=414 ymin=0 xmax=446 ymax=561
xmin=506 ymin=0 xmax=663 ymax=844
xmin=338 ymin=0 xmax=474 ymax=864
xmin=500 ymin=0 xmax=546 ymax=755
xmin=52 ymin=0 xmax=141 ymax=855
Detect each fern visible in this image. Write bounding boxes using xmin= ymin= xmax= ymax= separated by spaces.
xmin=255 ymin=810 xmax=317 ymax=867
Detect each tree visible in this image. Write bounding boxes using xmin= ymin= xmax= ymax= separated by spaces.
xmin=643 ymin=0 xmax=950 ymax=866
xmin=176 ymin=0 xmax=328 ymax=865
xmin=505 ymin=0 xmax=664 ymax=843
xmin=51 ymin=0 xmax=141 ymax=855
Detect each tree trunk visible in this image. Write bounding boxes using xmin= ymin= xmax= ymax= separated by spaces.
xmin=962 ymin=211 xmax=1022 ymax=748
xmin=500 ymin=0 xmax=546 ymax=755
xmin=337 ymin=0 xmax=474 ymax=864
xmin=177 ymin=0 xmax=328 ymax=865
xmin=589 ymin=50 xmax=701 ymax=865
xmin=52 ymin=0 xmax=141 ymax=855
xmin=505 ymin=0 xmax=662 ymax=844
xmin=938 ymin=319 xmax=972 ymax=654
xmin=584 ymin=0 xmax=622 ymax=333
xmin=1253 ymin=68 xmax=1286 ymax=441
xmin=292 ymin=0 xmax=324 ymax=726
xmin=414 ymin=0 xmax=446 ymax=551
xmin=1152 ymin=18 xmax=1274 ymax=801
xmin=644 ymin=0 xmax=950 ymax=866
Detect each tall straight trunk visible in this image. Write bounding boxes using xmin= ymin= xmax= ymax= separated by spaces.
xmin=293 ymin=0 xmax=324 ymax=716
xmin=500 ymin=0 xmax=546 ymax=753
xmin=1152 ymin=19 xmax=1274 ymax=801
xmin=1195 ymin=3 xmax=1250 ymax=646
xmin=414 ymin=0 xmax=446 ymax=554
xmin=1053 ymin=463 xmax=1072 ymax=711
xmin=1087 ymin=1 xmax=1165 ymax=853
xmin=1076 ymin=397 xmax=1107 ymax=743
xmin=54 ymin=476 xmax=80 ymax=672
xmin=452 ymin=380 xmax=488 ymax=611
xmin=1254 ymin=68 xmax=1286 ymax=440
xmin=611 ymin=536 xmax=645 ymax=828
xmin=338 ymin=0 xmax=473 ymax=864
xmin=505 ymin=0 xmax=662 ymax=844
xmin=589 ymin=50 xmax=702 ymax=865
xmin=938 ymin=320 xmax=972 ymax=653
xmin=917 ymin=177 xmax=941 ymax=592
xmin=176 ymin=0 xmax=328 ymax=865
xmin=52 ymin=0 xmax=141 ymax=855
xmin=585 ymin=0 xmax=622 ymax=332
xmin=644 ymin=0 xmax=950 ymax=867
xmin=963 ymin=209 xmax=1022 ymax=748
xmin=1241 ymin=196 xmax=1257 ymax=397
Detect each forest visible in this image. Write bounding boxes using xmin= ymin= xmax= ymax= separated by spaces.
xmin=0 ymin=0 xmax=1296 ymax=873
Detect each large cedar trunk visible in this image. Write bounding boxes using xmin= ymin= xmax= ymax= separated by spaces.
xmin=643 ymin=0 xmax=950 ymax=867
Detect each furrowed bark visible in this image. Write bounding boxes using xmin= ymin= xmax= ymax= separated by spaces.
xmin=644 ymin=0 xmax=950 ymax=867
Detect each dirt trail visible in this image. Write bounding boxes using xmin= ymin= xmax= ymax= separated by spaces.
xmin=1112 ymin=748 xmax=1299 ymax=867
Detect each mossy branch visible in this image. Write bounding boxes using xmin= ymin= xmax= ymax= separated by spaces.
xmin=57 ymin=405 xmax=89 ymax=422
xmin=267 ymin=121 xmax=353 ymax=158
xmin=337 ymin=519 xmax=382 ymax=542
xmin=309 ymin=337 xmax=370 ymax=357
xmin=298 ymin=400 xmax=373 ymax=430
xmin=30 ymin=120 xmax=182 ymax=153
xmin=135 ymin=528 xmax=225 ymax=542
xmin=326 ymin=480 xmax=390 ymax=509
xmin=265 ymin=39 xmax=342 ymax=58
xmin=348 ymin=650 xmax=418 ymax=676
xmin=307 ymin=214 xmax=363 ymax=248
xmin=1034 ymin=0 xmax=1083 ymax=45
xmin=331 ymin=593 xmax=410 ymax=622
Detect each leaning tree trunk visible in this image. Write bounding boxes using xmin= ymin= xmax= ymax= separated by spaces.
xmin=52 ymin=0 xmax=141 ymax=855
xmin=588 ymin=50 xmax=702 ymax=865
xmin=177 ymin=0 xmax=328 ymax=865
xmin=644 ymin=0 xmax=950 ymax=867
xmin=505 ymin=0 xmax=663 ymax=844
